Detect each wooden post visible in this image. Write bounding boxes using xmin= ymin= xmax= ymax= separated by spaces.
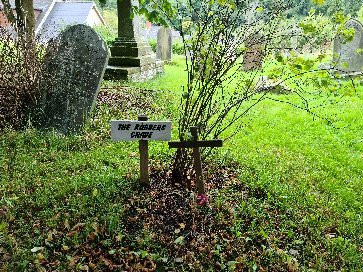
xmin=112 ymin=118 xmax=172 ymax=185
xmin=138 ymin=115 xmax=149 ymax=185
xmin=190 ymin=127 xmax=205 ymax=195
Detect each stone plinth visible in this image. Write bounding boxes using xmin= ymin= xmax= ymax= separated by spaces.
xmin=104 ymin=38 xmax=164 ymax=81
xmin=104 ymin=0 xmax=163 ymax=81
xmin=105 ymin=59 xmax=164 ymax=81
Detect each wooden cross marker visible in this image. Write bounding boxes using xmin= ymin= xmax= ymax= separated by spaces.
xmin=168 ymin=127 xmax=223 ymax=203
xmin=111 ymin=115 xmax=172 ymax=185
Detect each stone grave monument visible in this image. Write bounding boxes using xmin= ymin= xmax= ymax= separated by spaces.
xmin=156 ymin=27 xmax=172 ymax=61
xmin=34 ymin=24 xmax=109 ymax=135
xmin=104 ymin=0 xmax=164 ymax=81
xmin=332 ymin=19 xmax=363 ymax=75
xmin=243 ymin=34 xmax=264 ymax=71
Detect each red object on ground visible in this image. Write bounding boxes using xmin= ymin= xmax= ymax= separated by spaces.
xmin=197 ymin=194 xmax=207 ymax=206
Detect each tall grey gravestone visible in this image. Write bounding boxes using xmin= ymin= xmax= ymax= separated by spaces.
xmin=156 ymin=27 xmax=172 ymax=61
xmin=35 ymin=24 xmax=109 ymax=134
xmin=104 ymin=0 xmax=163 ymax=81
xmin=332 ymin=19 xmax=363 ymax=75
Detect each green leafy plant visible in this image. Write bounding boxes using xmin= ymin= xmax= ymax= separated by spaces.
xmin=297 ymin=9 xmax=334 ymax=51
xmin=93 ymin=25 xmax=117 ymax=46
xmin=358 ymin=5 xmax=363 ymax=23
xmin=148 ymin=39 xmax=157 ymax=52
xmin=172 ymin=41 xmax=184 ymax=55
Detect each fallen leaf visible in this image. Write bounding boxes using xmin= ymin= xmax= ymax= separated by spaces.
xmin=64 ymin=219 xmax=70 ymax=229
xmin=288 ymin=258 xmax=299 ymax=272
xmin=68 ymin=256 xmax=76 ymax=268
xmin=130 ymin=152 xmax=138 ymax=158
xmin=128 ymin=216 xmax=138 ymax=222
xmin=101 ymin=256 xmax=113 ymax=267
xmin=174 ymin=236 xmax=185 ymax=245
xmin=36 ymin=253 xmax=46 ymax=261
xmin=46 ymin=232 xmax=53 ymax=242
xmin=88 ymin=232 xmax=97 ymax=241
xmin=2 ymin=253 xmax=11 ymax=261
xmin=79 ymin=264 xmax=89 ymax=271
xmin=31 ymin=247 xmax=44 ymax=253
xmin=71 ymin=222 xmax=86 ymax=230
xmin=66 ymin=230 xmax=78 ymax=238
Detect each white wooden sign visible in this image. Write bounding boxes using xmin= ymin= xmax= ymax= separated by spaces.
xmin=111 ymin=120 xmax=172 ymax=141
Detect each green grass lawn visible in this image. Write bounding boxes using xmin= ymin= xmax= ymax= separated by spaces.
xmin=0 ymin=56 xmax=362 ymax=271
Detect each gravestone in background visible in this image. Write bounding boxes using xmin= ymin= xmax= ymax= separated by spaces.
xmin=332 ymin=19 xmax=363 ymax=75
xmin=290 ymin=24 xmax=302 ymax=51
xmin=156 ymin=27 xmax=172 ymax=61
xmin=35 ymin=24 xmax=109 ymax=134
xmin=104 ymin=0 xmax=163 ymax=81
xmin=243 ymin=34 xmax=264 ymax=71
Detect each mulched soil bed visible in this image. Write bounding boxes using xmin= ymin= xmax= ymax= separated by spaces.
xmin=74 ymin=166 xmax=274 ymax=271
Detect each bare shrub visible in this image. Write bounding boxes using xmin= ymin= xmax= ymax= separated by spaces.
xmin=140 ymin=0 xmax=358 ymax=186
xmin=0 ymin=30 xmax=45 ymax=130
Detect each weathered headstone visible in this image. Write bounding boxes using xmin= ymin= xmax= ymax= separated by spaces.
xmin=332 ymin=19 xmax=363 ymax=75
xmin=243 ymin=34 xmax=264 ymax=71
xmin=35 ymin=24 xmax=109 ymax=134
xmin=156 ymin=27 xmax=172 ymax=61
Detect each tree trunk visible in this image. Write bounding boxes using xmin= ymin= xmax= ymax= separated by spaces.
xmin=14 ymin=0 xmax=35 ymax=37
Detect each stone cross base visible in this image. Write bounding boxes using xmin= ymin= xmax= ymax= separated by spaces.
xmin=104 ymin=38 xmax=164 ymax=81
